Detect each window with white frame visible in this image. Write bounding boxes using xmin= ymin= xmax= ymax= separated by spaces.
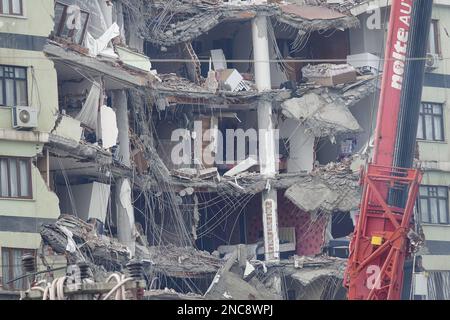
xmin=418 ymin=186 xmax=449 ymax=225
xmin=428 ymin=20 xmax=441 ymax=56
xmin=0 ymin=0 xmax=23 ymax=16
xmin=417 ymin=102 xmax=445 ymax=142
xmin=0 ymin=157 xmax=32 ymax=199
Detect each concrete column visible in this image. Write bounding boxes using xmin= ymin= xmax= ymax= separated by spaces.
xmin=112 ymin=90 xmax=131 ymax=167
xmin=252 ymin=15 xmax=280 ymax=263
xmin=116 ymin=179 xmax=135 ymax=256
xmin=112 ymin=90 xmax=135 ymax=256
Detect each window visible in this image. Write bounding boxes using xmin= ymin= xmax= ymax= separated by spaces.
xmin=0 ymin=65 xmax=28 ymax=107
xmin=428 ymin=20 xmax=441 ymax=56
xmin=1 ymin=248 xmax=36 ymax=291
xmin=53 ymin=2 xmax=89 ymax=45
xmin=418 ymin=186 xmax=449 ymax=225
xmin=0 ymin=0 xmax=23 ymax=16
xmin=417 ymin=102 xmax=444 ymax=141
xmin=0 ymin=157 xmax=32 ymax=199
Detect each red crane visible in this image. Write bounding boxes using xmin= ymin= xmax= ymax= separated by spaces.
xmin=344 ymin=0 xmax=433 ymax=300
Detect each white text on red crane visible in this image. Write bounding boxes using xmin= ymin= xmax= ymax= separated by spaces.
xmin=391 ymin=0 xmax=412 ymax=90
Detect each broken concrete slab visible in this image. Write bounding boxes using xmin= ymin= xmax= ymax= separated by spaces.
xmin=281 ymin=255 xmax=347 ymax=299
xmin=284 ymin=161 xmax=360 ymax=214
xmin=290 ymin=264 xmax=344 ymax=285
xmin=44 ymin=42 xmax=153 ymax=88
xmin=281 ymin=93 xmax=362 ymax=138
xmin=198 ymin=167 xmax=219 ymax=180
xmin=53 ymin=115 xmax=84 ymax=142
xmin=171 ymin=167 xmax=219 ymax=181
xmin=41 ymin=215 xmax=130 ymax=269
xmin=144 ymin=289 xmax=204 ymax=300
xmin=302 ymin=64 xmax=357 ymax=87
xmin=116 ymin=45 xmax=153 ymax=72
xmin=224 ymin=157 xmax=258 ymax=177
xmin=285 ymin=177 xmax=359 ymax=214
xmin=172 ymin=168 xmax=198 ymax=180
xmin=139 ymin=245 xmax=222 ymax=277
xmin=285 ymin=181 xmax=339 ymax=213
xmin=204 ymin=271 xmax=279 ymax=300
xmin=47 ymin=134 xmax=112 ymax=166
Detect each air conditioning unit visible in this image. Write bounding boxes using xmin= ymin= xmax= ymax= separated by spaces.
xmin=12 ymin=106 xmax=38 ymax=129
xmin=425 ymin=53 xmax=441 ymax=72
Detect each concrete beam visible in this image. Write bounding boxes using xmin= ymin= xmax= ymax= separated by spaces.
xmin=0 ymin=129 xmax=48 ymax=143
xmin=44 ymin=43 xmax=152 ymax=88
xmin=47 ymin=134 xmax=112 ymax=165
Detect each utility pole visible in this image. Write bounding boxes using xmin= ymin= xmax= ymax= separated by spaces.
xmin=252 ymin=14 xmax=280 ymax=263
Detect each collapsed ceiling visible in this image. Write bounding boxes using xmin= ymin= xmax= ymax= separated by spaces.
xmin=118 ymin=0 xmax=360 ymax=47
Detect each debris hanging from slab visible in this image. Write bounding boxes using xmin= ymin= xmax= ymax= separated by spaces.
xmin=41 ymin=215 xmax=131 ymax=270
xmin=121 ymin=0 xmax=359 ymax=47
xmin=285 ymin=161 xmax=360 ymax=214
xmin=138 ymin=244 xmax=223 ymax=276
xmin=281 ymin=93 xmax=362 ymax=138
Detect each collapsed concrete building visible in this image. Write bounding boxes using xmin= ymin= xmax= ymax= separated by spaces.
xmin=0 ymin=0 xmax=417 ymax=300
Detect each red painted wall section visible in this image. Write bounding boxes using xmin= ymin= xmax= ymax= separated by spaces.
xmin=246 ymin=193 xmax=329 ymax=256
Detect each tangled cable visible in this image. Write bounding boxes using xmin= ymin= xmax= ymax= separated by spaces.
xmin=24 ymin=277 xmax=69 ymax=300
xmin=24 ymin=273 xmax=134 ymax=300
xmin=103 ymin=273 xmax=134 ymax=300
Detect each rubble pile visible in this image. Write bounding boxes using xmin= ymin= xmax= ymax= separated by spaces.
xmin=158 ymin=74 xmax=211 ymax=93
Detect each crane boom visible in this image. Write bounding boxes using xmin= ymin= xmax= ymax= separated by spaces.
xmin=344 ymin=0 xmax=433 ymax=300
xmin=373 ymin=0 xmax=412 ymax=168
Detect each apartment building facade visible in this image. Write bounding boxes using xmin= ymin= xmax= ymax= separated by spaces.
xmin=0 ymin=0 xmax=448 ymax=300
xmin=415 ymin=1 xmax=450 ymax=300
xmin=0 ymin=0 xmax=152 ymax=295
xmin=0 ymin=0 xmax=61 ymax=293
